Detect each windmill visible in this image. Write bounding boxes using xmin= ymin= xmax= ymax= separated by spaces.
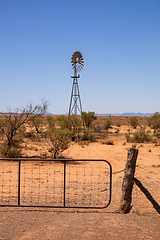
xmin=68 ymin=51 xmax=84 ymax=115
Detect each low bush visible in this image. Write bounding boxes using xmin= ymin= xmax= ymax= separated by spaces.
xmin=106 ymin=140 xmax=114 ymax=145
xmin=81 ymin=111 xmax=97 ymax=129
xmin=125 ymin=127 xmax=152 ymax=143
xmin=155 ymin=129 xmax=160 ymax=138
xmin=29 ymin=116 xmax=43 ymax=134
xmin=148 ymin=112 xmax=160 ymax=133
xmin=81 ymin=131 xmax=97 ymax=142
xmin=46 ymin=128 xmax=72 ymax=159
xmin=93 ymin=121 xmax=102 ymax=133
xmin=130 ymin=116 xmax=138 ymax=129
xmin=125 ymin=132 xmax=131 ymax=142
xmin=0 ymin=146 xmax=21 ymax=158
xmin=25 ymin=130 xmax=41 ymax=141
xmin=115 ymin=129 xmax=120 ymax=134
xmin=104 ymin=119 xmax=112 ymax=130
xmin=116 ymin=122 xmax=121 ymax=127
xmin=46 ymin=116 xmax=55 ymax=128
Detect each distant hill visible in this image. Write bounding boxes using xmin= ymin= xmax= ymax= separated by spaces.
xmin=95 ymin=112 xmax=154 ymax=117
xmin=45 ymin=112 xmax=53 ymax=115
xmin=121 ymin=112 xmax=154 ymax=117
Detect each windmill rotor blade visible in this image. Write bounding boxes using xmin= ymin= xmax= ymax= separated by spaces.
xmin=71 ymin=51 xmax=84 ymax=71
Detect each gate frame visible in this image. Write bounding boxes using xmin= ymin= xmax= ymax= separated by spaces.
xmin=0 ymin=158 xmax=112 ymax=209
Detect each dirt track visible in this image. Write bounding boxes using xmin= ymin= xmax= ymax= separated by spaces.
xmin=1 ymin=141 xmax=160 ymax=239
xmin=1 ymin=207 xmax=160 ymax=240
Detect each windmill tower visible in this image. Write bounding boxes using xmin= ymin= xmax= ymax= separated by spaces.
xmin=69 ymin=51 xmax=84 ymax=115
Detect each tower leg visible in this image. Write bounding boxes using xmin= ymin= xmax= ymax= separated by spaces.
xmin=68 ymin=76 xmax=82 ymax=115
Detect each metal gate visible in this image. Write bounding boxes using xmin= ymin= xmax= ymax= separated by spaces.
xmin=0 ymin=159 xmax=112 ymax=209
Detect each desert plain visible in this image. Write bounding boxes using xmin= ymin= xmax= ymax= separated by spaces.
xmin=0 ymin=115 xmax=160 ymax=239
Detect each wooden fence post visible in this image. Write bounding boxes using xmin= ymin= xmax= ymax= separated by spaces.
xmin=119 ymin=148 xmax=138 ymax=214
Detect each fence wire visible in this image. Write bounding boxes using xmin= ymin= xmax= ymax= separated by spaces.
xmin=0 ymin=160 xmax=19 ymax=205
xmin=0 ymin=159 xmax=112 ymax=209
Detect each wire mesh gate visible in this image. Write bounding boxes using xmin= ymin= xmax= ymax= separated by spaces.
xmin=0 ymin=159 xmax=112 ymax=209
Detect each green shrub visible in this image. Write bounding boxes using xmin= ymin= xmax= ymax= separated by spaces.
xmin=57 ymin=115 xmax=82 ymax=141
xmin=148 ymin=112 xmax=160 ymax=133
xmin=81 ymin=131 xmax=97 ymax=142
xmin=130 ymin=116 xmax=138 ymax=129
xmin=154 ymin=129 xmax=160 ymax=138
xmin=0 ymin=146 xmax=21 ymax=158
xmin=25 ymin=130 xmax=36 ymax=139
xmin=25 ymin=130 xmax=41 ymax=141
xmin=81 ymin=111 xmax=97 ymax=129
xmin=29 ymin=116 xmax=43 ymax=133
xmin=125 ymin=127 xmax=152 ymax=143
xmin=132 ymin=127 xmax=151 ymax=143
xmin=46 ymin=128 xmax=72 ymax=158
xmin=116 ymin=122 xmax=121 ymax=127
xmin=46 ymin=116 xmax=55 ymax=128
xmin=93 ymin=121 xmax=102 ymax=133
xmin=104 ymin=119 xmax=112 ymax=130
xmin=125 ymin=132 xmax=131 ymax=142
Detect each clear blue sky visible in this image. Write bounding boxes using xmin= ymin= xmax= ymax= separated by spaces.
xmin=0 ymin=0 xmax=160 ymax=114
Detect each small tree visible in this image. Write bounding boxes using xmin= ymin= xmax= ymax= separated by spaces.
xmin=68 ymin=115 xmax=82 ymax=132
xmin=0 ymin=99 xmax=48 ymax=157
xmin=148 ymin=112 xmax=160 ymax=133
xmin=130 ymin=116 xmax=138 ymax=129
xmin=57 ymin=115 xmax=82 ymax=141
xmin=57 ymin=115 xmax=72 ymax=131
xmin=81 ymin=111 xmax=97 ymax=129
xmin=46 ymin=127 xmax=72 ymax=158
xmin=29 ymin=116 xmax=44 ymax=133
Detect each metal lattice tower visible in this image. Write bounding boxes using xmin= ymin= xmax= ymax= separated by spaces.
xmin=69 ymin=51 xmax=84 ymax=115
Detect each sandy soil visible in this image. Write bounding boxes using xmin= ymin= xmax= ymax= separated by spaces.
xmin=0 ymin=124 xmax=160 ymax=239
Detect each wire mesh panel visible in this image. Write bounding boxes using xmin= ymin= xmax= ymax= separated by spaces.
xmin=65 ymin=160 xmax=112 ymax=208
xmin=0 ymin=159 xmax=112 ymax=208
xmin=0 ymin=160 xmax=19 ymax=205
xmin=20 ymin=161 xmax=64 ymax=207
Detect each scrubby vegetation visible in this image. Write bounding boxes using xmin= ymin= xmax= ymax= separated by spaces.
xmin=0 ymin=110 xmax=160 ymax=158
xmin=46 ymin=127 xmax=72 ymax=159
xmin=129 ymin=116 xmax=139 ymax=129
xmin=125 ymin=126 xmax=152 ymax=143
xmin=148 ymin=112 xmax=160 ymax=133
xmin=104 ymin=119 xmax=112 ymax=130
xmin=0 ymin=100 xmax=48 ymax=158
xmin=81 ymin=111 xmax=97 ymax=129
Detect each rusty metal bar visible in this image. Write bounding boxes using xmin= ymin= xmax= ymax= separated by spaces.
xmin=18 ymin=160 xmax=21 ymax=206
xmin=64 ymin=160 xmax=66 ymax=207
